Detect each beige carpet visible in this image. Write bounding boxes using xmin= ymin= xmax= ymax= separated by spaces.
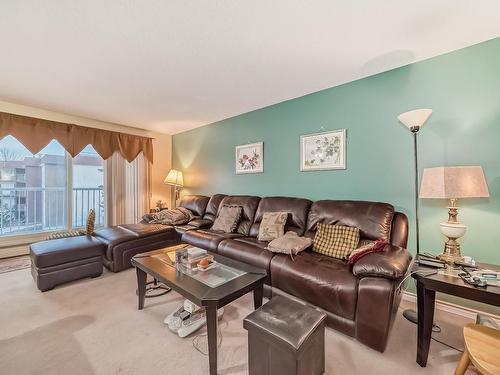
xmin=0 ymin=268 xmax=479 ymax=375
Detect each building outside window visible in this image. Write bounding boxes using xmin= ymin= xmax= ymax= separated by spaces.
xmin=0 ymin=136 xmax=105 ymax=237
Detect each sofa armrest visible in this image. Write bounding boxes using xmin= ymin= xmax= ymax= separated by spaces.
xmin=352 ymin=245 xmax=412 ymax=280
xmin=187 ymin=218 xmax=213 ymax=229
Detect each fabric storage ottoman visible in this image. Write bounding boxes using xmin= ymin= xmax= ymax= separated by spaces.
xmin=243 ymin=295 xmax=327 ymax=375
xmin=30 ymin=235 xmax=105 ymax=292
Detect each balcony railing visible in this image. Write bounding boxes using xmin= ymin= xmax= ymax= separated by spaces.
xmin=0 ymin=187 xmax=104 ymax=237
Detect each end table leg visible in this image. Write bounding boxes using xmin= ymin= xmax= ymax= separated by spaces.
xmin=417 ymin=280 xmax=435 ymax=367
xmin=206 ymin=304 xmax=218 ymax=375
xmin=136 ymin=267 xmax=147 ymax=310
xmin=253 ymin=283 xmax=264 ymax=309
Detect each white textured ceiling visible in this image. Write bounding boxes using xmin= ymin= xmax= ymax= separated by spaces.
xmin=1 ymin=1 xmax=499 ymax=135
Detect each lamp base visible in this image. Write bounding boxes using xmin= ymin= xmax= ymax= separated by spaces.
xmin=438 ymin=220 xmax=466 ymax=265
xmin=437 ymin=240 xmax=465 ymax=264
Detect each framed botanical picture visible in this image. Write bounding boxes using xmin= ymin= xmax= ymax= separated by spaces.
xmin=300 ymin=129 xmax=346 ymax=171
xmin=235 ymin=142 xmax=264 ymax=174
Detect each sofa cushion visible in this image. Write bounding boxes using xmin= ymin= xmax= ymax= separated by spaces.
xmin=203 ymin=194 xmax=227 ymax=222
xmin=305 ymin=200 xmax=394 ymax=242
xmin=93 ymin=226 xmax=138 ymax=247
xmin=178 ymin=195 xmax=210 ymax=217
xmin=270 ymin=251 xmax=359 ymax=320
xmin=30 ymin=235 xmax=105 ymax=268
xmin=181 ymin=229 xmax=243 ymax=252
xmin=217 ymin=195 xmax=261 ymax=235
xmin=249 ymin=196 xmax=312 ymax=237
xmin=218 ymin=237 xmax=275 ymax=278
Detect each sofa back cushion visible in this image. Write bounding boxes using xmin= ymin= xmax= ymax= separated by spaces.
xmin=203 ymin=194 xmax=227 ymax=221
xmin=249 ymin=196 xmax=312 ymax=237
xmin=216 ymin=195 xmax=261 ymax=235
xmin=178 ymin=195 xmax=210 ymax=217
xmin=305 ymin=200 xmax=394 ymax=242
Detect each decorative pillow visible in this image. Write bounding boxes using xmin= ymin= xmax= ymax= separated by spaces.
xmin=86 ymin=209 xmax=96 ymax=235
xmin=47 ymin=230 xmax=84 ymax=240
xmin=258 ymin=212 xmax=288 ymax=241
xmin=212 ymin=205 xmax=242 ymax=233
xmin=266 ymin=231 xmax=312 ymax=256
xmin=313 ymin=223 xmax=360 ymax=260
xmin=348 ymin=239 xmax=387 ymax=265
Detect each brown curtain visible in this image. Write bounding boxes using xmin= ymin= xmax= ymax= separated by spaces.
xmin=0 ymin=111 xmax=153 ymax=162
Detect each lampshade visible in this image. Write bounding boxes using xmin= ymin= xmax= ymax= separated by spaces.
xmin=164 ymin=169 xmax=184 ymax=187
xmin=398 ymin=109 xmax=433 ymax=130
xmin=419 ymin=166 xmax=489 ymax=199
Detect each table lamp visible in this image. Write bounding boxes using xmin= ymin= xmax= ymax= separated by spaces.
xmin=164 ymin=169 xmax=184 ymax=207
xmin=419 ymin=166 xmax=489 ymax=263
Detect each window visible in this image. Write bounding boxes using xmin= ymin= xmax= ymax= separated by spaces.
xmin=0 ymin=136 xmax=106 ymax=237
xmin=72 ymin=146 xmax=105 ymax=228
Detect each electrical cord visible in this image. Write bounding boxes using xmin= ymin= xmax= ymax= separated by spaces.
xmin=431 ymin=335 xmax=464 ymax=353
xmin=192 ymin=317 xmax=228 ymax=356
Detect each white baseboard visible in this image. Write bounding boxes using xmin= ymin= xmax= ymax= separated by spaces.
xmin=0 ymin=245 xmax=30 ymax=258
xmin=402 ymin=291 xmax=500 ymax=323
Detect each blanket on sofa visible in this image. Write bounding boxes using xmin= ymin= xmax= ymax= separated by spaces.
xmin=144 ymin=207 xmax=194 ymax=225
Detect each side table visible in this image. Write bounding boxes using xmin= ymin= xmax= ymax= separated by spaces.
xmin=412 ymin=263 xmax=500 ymax=367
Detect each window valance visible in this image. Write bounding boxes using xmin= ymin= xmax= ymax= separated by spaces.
xmin=0 ymin=111 xmax=153 ymax=162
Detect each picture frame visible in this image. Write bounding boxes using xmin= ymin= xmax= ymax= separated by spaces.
xmin=235 ymin=142 xmax=264 ymax=174
xmin=300 ymin=129 xmax=346 ymax=171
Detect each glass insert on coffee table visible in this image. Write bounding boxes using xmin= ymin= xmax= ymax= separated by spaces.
xmin=131 ymin=244 xmax=267 ymax=375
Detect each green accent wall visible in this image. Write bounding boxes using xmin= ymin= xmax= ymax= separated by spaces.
xmin=173 ymin=38 xmax=500 ymax=314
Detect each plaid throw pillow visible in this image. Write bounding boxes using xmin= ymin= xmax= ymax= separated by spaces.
xmin=313 ymin=223 xmax=360 ymax=260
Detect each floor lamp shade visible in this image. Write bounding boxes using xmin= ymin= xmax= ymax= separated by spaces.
xmin=398 ymin=109 xmax=433 ymax=131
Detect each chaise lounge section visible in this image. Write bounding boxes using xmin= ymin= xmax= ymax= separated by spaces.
xmin=93 ymin=194 xmax=220 ymax=272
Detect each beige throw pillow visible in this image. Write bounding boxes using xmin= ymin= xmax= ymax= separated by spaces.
xmin=258 ymin=212 xmax=288 ymax=241
xmin=212 ymin=205 xmax=242 ymax=233
xmin=266 ymin=231 xmax=312 ymax=256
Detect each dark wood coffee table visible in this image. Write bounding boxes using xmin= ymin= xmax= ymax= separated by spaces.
xmin=131 ymin=245 xmax=267 ymax=375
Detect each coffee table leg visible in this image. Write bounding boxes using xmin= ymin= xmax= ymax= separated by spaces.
xmin=136 ymin=267 xmax=147 ymax=310
xmin=253 ymin=283 xmax=264 ymax=309
xmin=416 ymin=280 xmax=435 ymax=367
xmin=206 ymin=303 xmax=218 ymax=375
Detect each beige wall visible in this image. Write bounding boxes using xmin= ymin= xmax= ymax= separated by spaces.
xmin=0 ymin=100 xmax=172 ymax=241
xmin=151 ymin=134 xmax=172 ymax=209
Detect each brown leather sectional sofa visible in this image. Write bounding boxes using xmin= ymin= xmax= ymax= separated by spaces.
xmin=180 ymin=195 xmax=412 ymax=352
xmin=64 ymin=193 xmax=410 ymax=352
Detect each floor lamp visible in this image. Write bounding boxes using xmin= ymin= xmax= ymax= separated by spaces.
xmin=397 ymin=108 xmax=433 ymax=324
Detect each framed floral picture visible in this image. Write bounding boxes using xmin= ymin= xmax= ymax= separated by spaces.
xmin=300 ymin=129 xmax=346 ymax=171
xmin=235 ymin=142 xmax=264 ymax=174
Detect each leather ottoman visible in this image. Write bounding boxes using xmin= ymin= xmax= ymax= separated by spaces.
xmin=243 ymin=296 xmax=327 ymax=375
xmin=30 ymin=235 xmax=105 ymax=292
